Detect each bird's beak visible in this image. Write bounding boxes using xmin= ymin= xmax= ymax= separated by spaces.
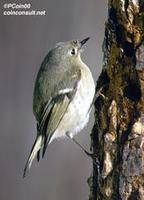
xmin=80 ymin=37 xmax=90 ymax=47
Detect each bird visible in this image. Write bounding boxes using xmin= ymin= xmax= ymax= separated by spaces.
xmin=23 ymin=37 xmax=95 ymax=177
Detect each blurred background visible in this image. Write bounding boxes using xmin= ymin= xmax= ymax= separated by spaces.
xmin=0 ymin=0 xmax=107 ymax=199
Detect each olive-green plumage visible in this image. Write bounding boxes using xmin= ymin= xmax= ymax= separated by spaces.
xmin=23 ymin=38 xmax=95 ymax=177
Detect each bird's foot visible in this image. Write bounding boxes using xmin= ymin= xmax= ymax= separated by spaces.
xmin=66 ymin=133 xmax=100 ymax=172
xmin=84 ymin=150 xmax=100 ymax=172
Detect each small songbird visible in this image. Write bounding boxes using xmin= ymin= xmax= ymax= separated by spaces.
xmin=23 ymin=37 xmax=95 ymax=177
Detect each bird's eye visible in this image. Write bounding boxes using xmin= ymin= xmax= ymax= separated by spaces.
xmin=71 ymin=48 xmax=76 ymax=55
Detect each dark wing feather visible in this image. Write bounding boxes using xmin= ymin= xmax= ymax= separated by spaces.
xmin=41 ymin=93 xmax=70 ymax=157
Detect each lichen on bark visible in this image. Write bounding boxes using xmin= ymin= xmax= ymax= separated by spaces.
xmin=89 ymin=0 xmax=144 ymax=200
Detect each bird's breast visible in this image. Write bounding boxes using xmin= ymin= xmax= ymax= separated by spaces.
xmin=68 ymin=63 xmax=95 ymax=135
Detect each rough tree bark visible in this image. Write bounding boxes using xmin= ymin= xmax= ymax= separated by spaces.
xmin=88 ymin=0 xmax=144 ymax=200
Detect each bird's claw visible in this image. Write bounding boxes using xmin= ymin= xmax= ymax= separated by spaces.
xmin=84 ymin=150 xmax=100 ymax=169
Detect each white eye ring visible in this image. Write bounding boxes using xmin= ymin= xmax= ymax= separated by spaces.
xmin=71 ymin=48 xmax=75 ymax=55
xmin=69 ymin=48 xmax=77 ymax=56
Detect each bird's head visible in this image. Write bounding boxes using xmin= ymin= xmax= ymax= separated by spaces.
xmin=48 ymin=37 xmax=90 ymax=65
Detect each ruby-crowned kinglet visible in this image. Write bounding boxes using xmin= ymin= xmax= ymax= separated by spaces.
xmin=23 ymin=37 xmax=95 ymax=177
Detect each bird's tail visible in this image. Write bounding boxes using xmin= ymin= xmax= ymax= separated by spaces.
xmin=23 ymin=135 xmax=43 ymax=177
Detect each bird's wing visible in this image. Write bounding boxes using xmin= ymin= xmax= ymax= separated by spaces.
xmin=37 ymin=67 xmax=81 ymax=158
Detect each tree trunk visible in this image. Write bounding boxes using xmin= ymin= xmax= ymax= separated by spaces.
xmin=88 ymin=1 xmax=144 ymax=199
